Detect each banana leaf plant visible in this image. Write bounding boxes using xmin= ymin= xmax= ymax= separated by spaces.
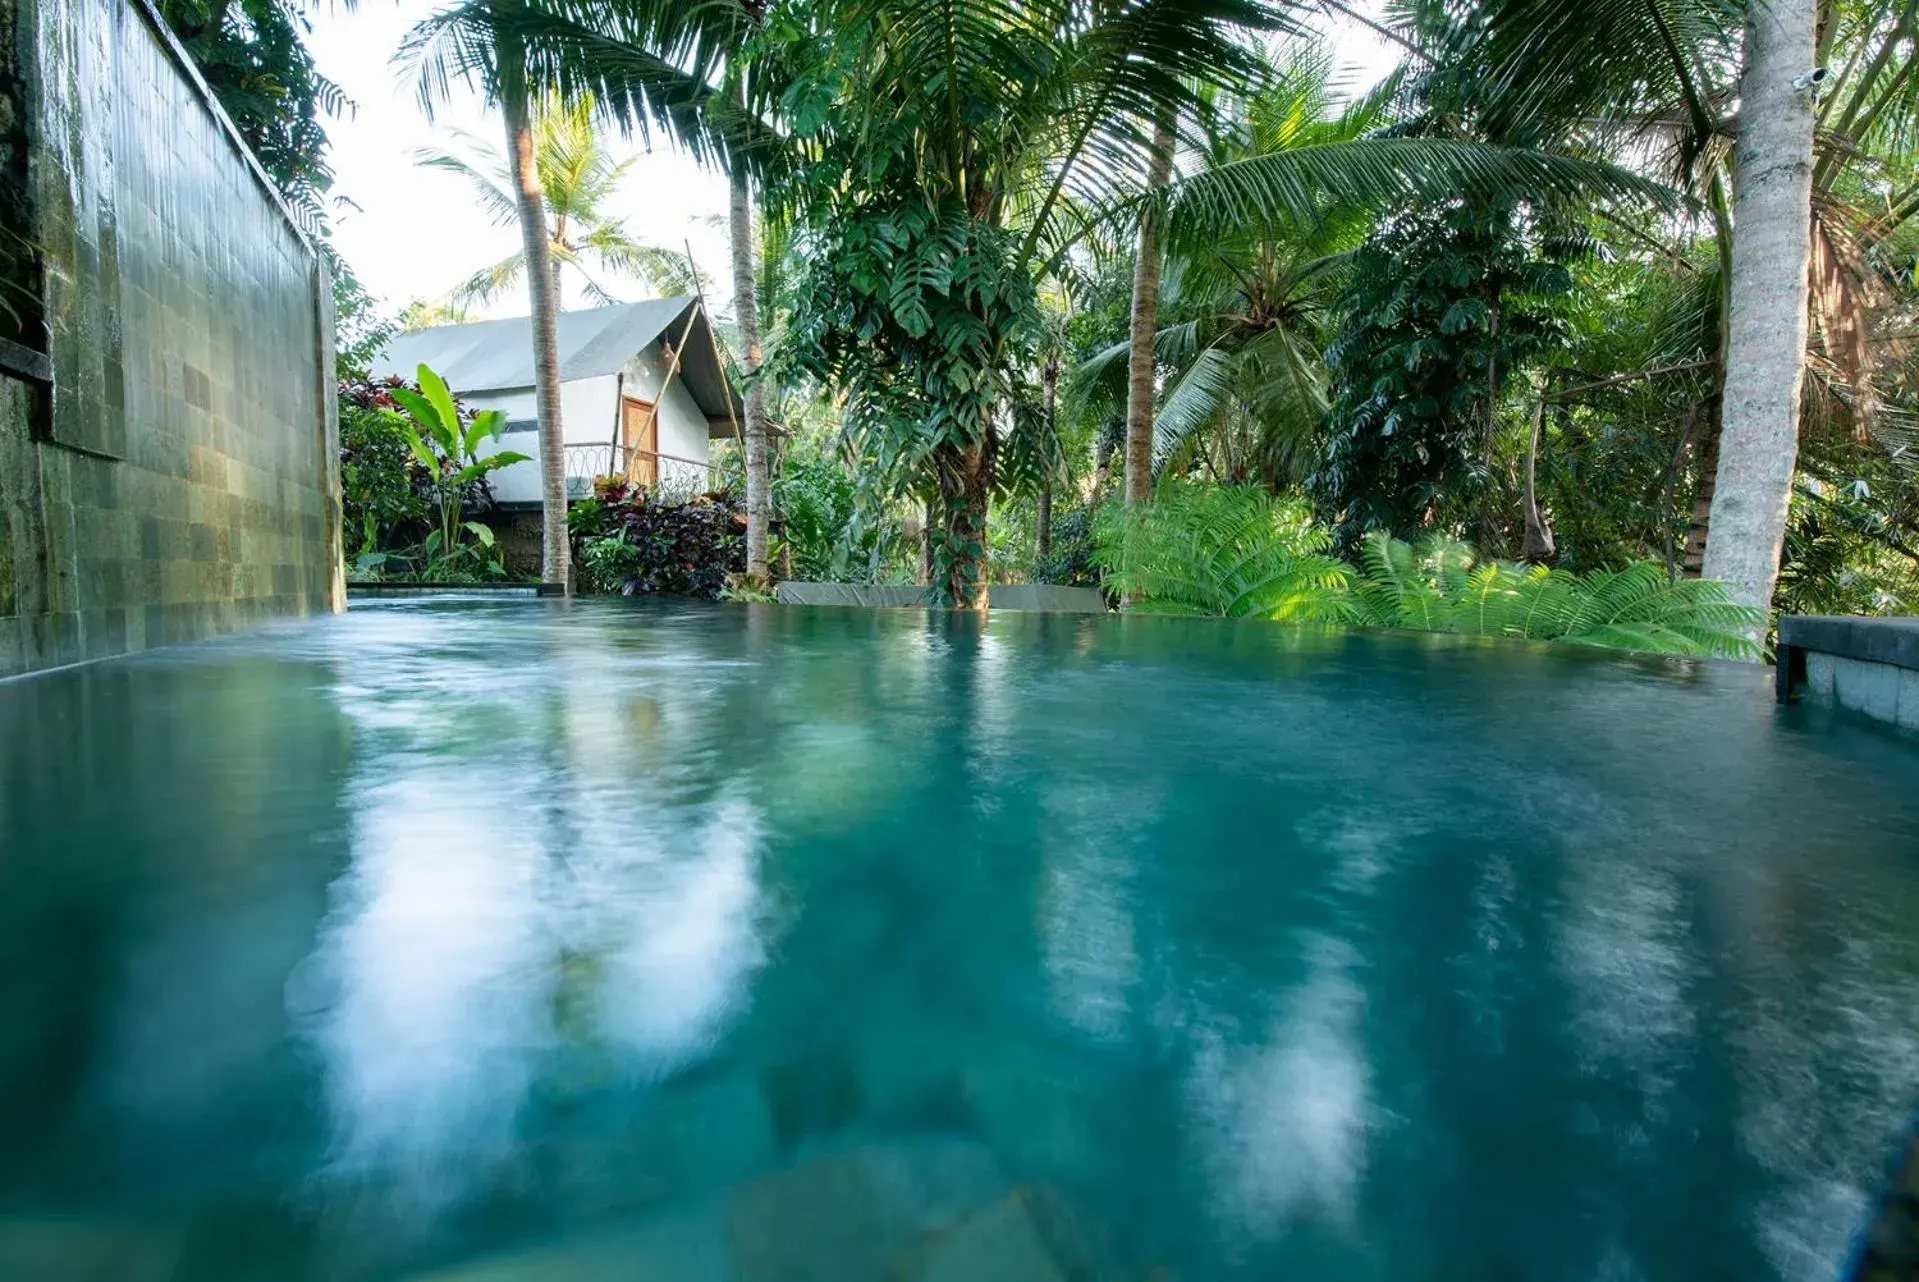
xmin=389 ymin=364 xmax=530 ymax=568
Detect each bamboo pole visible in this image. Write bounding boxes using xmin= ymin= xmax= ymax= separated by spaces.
xmin=683 ymin=239 xmax=747 ymax=475
xmin=629 ymin=300 xmax=702 ymax=485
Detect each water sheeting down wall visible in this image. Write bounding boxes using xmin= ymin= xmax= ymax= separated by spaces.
xmin=0 ymin=0 xmax=342 ymax=677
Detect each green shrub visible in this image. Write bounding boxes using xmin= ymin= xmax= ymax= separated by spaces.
xmin=1351 ymin=532 xmax=1762 ymax=658
xmin=774 ymin=451 xmax=860 ymax=580
xmin=1093 ymin=485 xmax=1356 ymax=621
xmin=339 ymin=376 xmax=431 ymax=561
xmin=1033 ymin=504 xmax=1101 ymax=587
xmin=576 ymin=481 xmax=746 ymax=598
xmin=339 ymin=370 xmax=525 ymax=584
xmin=1093 ymin=483 xmax=1762 ymax=657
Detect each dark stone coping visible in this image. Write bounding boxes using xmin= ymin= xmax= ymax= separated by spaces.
xmin=0 ymin=336 xmax=50 ymax=384
xmin=348 ymin=583 xmax=541 ymax=597
xmin=775 ymin=582 xmax=1109 ymax=613
xmin=1775 ymin=614 xmax=1919 ymax=704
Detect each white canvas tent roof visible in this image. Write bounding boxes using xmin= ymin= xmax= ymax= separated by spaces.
xmin=370 ymin=299 xmax=744 ymax=435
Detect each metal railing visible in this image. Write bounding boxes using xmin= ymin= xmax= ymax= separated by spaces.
xmin=561 ymin=444 xmax=730 ymax=502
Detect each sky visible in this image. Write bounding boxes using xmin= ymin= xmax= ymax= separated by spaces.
xmin=306 ymin=1 xmax=1399 ymax=325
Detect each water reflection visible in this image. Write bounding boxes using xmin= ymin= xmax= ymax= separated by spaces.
xmin=292 ymin=605 xmax=770 ymax=1215
xmin=1188 ymin=933 xmax=1372 ymax=1238
xmin=3 ymin=600 xmax=1919 ymax=1282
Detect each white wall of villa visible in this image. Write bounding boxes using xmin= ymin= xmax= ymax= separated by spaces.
xmin=470 ymin=339 xmax=712 ymax=505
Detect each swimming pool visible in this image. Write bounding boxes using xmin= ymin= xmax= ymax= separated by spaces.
xmin=3 ymin=597 xmax=1917 ymax=1280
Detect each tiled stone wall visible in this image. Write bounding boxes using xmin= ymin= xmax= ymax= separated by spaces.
xmin=1803 ymin=653 xmax=1919 ymax=734
xmin=0 ymin=0 xmax=343 ymax=677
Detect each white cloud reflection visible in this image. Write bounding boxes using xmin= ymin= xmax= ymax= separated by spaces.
xmin=1186 ymin=933 xmax=1372 ymax=1238
xmin=291 ymin=676 xmax=768 ymax=1213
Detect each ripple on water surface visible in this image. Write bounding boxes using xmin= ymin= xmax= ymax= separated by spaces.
xmin=2 ymin=597 xmax=1919 ymax=1281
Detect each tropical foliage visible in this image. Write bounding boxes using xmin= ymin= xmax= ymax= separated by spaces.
xmin=1094 ymin=485 xmax=1761 ymax=656
xmin=209 ymin=0 xmax=1915 ymax=643
xmin=341 ymin=369 xmax=528 ymax=583
xmin=157 ymin=0 xmax=342 ymax=223
xmin=388 ymin=364 xmax=530 ymax=573
xmin=1349 ymin=534 xmax=1762 ymax=658
xmin=419 ymin=92 xmax=704 ymax=307
xmin=571 ymin=479 xmax=746 ymax=597
xmin=1095 ymin=485 xmax=1353 ymax=620
xmin=339 ymin=377 xmax=431 ymax=560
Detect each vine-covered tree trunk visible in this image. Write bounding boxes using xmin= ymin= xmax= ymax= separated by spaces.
xmin=1123 ymin=114 xmax=1175 ymax=505
xmin=504 ymin=77 xmax=570 ymax=591
xmin=918 ymin=496 xmax=934 ymax=587
xmin=1037 ymin=352 xmax=1058 ymax=560
xmin=1700 ymin=0 xmax=1816 ymax=645
xmin=1520 ymin=390 xmax=1555 ymax=562
xmin=730 ymin=164 xmax=771 ymax=582
xmin=1681 ymin=413 xmax=1719 ymax=576
xmin=933 ymin=433 xmax=995 ymax=609
xmin=1477 ymin=299 xmax=1502 ymax=554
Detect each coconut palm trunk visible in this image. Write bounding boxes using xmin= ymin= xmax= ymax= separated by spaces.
xmin=730 ymin=166 xmax=771 ymax=582
xmin=1123 ymin=113 xmax=1176 ymax=505
xmin=1699 ymin=0 xmax=1816 ymax=645
xmin=503 ymin=79 xmax=570 ymax=591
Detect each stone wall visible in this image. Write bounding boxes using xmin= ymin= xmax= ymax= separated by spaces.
xmin=1777 ymin=615 xmax=1919 ymax=734
xmin=0 ymin=0 xmax=342 ymax=677
xmin=1802 ymin=653 xmax=1919 ymax=734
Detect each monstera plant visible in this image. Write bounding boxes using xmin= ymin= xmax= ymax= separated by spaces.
xmin=389 ymin=364 xmax=530 ymax=574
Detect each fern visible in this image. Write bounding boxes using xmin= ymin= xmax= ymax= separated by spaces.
xmin=1094 ymin=493 xmax=1760 ymax=659
xmin=1354 ymin=535 xmax=1762 ymax=658
xmin=1093 ymin=486 xmax=1357 ymax=622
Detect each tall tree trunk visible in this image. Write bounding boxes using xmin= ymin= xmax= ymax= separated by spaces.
xmin=1123 ymin=113 xmax=1175 ymax=505
xmin=1685 ymin=172 xmax=1735 ymax=577
xmin=1520 ymin=387 xmax=1555 ymax=563
xmin=730 ymin=164 xmax=771 ymax=582
xmin=918 ymin=496 xmax=934 ymax=587
xmin=1477 ymin=299 xmax=1503 ymax=555
xmin=504 ymin=86 xmax=569 ymax=591
xmin=1700 ymin=0 xmax=1816 ymax=647
xmin=1037 ymin=353 xmax=1058 ymax=561
xmin=1682 ymin=411 xmax=1720 ymax=576
xmin=933 ymin=431 xmax=995 ymax=609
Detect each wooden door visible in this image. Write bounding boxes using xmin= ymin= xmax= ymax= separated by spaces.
xmin=622 ymin=397 xmax=658 ymax=486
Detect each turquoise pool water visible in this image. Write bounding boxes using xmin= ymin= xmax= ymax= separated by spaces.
xmin=4 ymin=598 xmax=1919 ymax=1281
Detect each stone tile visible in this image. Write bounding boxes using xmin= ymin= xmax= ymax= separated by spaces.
xmin=906 ymin=1195 xmax=1066 ymax=1282
xmin=0 ymin=1216 xmax=182 ymax=1282
xmin=646 ymin=1067 xmax=778 ymax=1196
xmin=1897 ymin=669 xmax=1919 ymax=735
xmin=1834 ymin=656 xmax=1902 ymax=724
xmin=402 ymin=1200 xmax=732 ymax=1282
xmin=0 ymin=0 xmax=340 ymax=678
xmin=960 ymin=1038 xmax=1100 ymax=1190
xmin=763 ymin=1048 xmax=864 ymax=1151
xmin=729 ymin=1137 xmax=1005 ymax=1282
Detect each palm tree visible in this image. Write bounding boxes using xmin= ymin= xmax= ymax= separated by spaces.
xmin=417 ymin=91 xmax=703 ymax=307
xmin=1431 ymin=0 xmax=1919 ymax=643
xmin=403 ymin=0 xmax=572 ymax=591
xmin=1081 ymin=55 xmax=1384 ymax=492
xmin=409 ymin=0 xmax=772 ymax=581
xmin=760 ymin=0 xmax=1667 ymax=605
xmin=1698 ymin=0 xmax=1816 ymax=639
xmin=729 ymin=106 xmax=772 ymax=583
xmin=1124 ymin=112 xmax=1177 ymax=505
xmin=410 ymin=0 xmax=1682 ymax=606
